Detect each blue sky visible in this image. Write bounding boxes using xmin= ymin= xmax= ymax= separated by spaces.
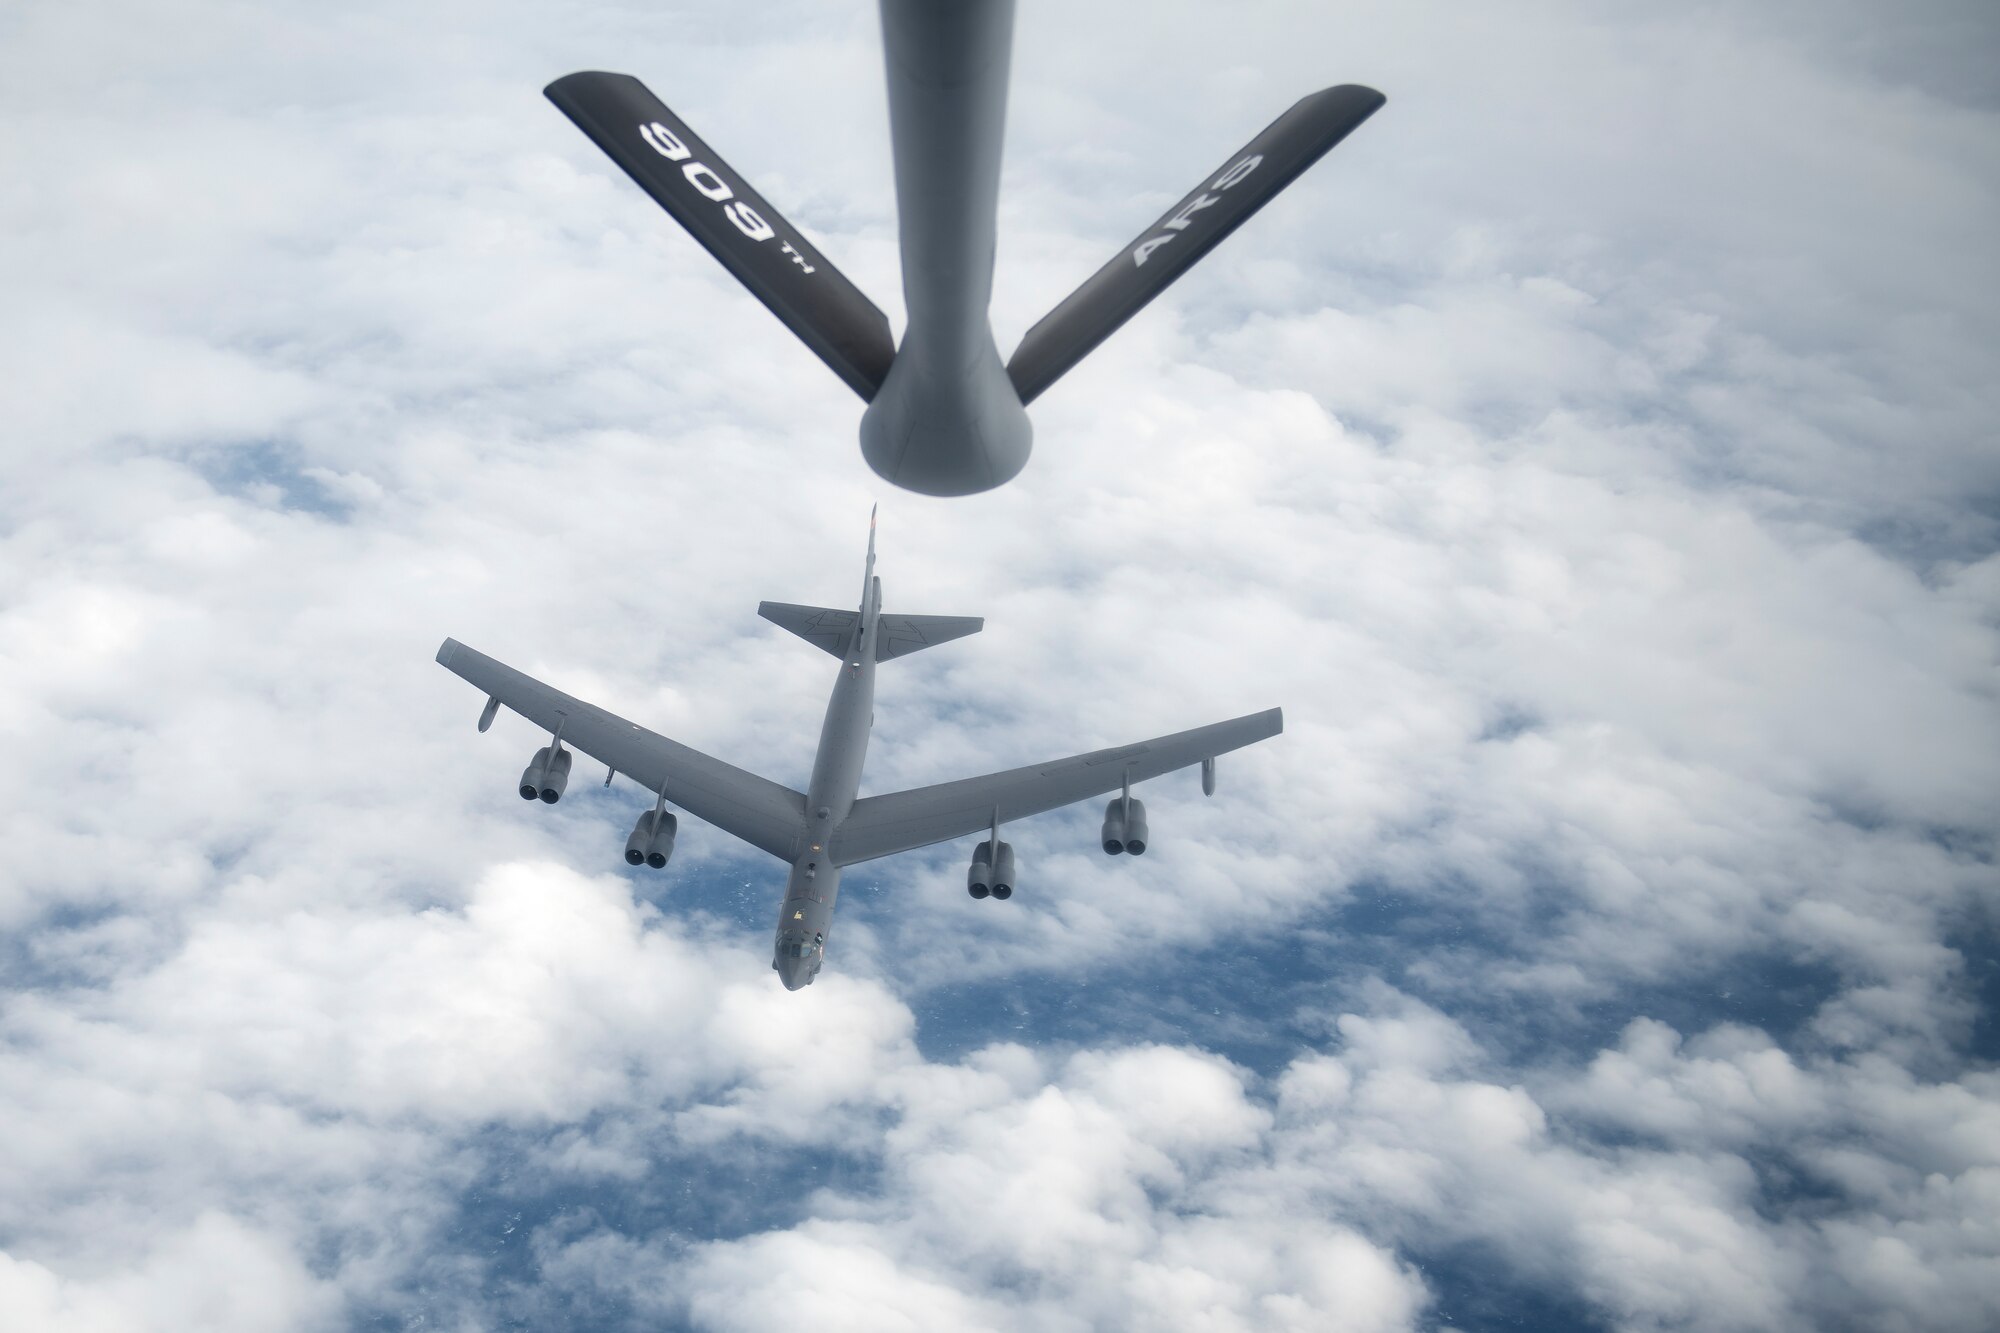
xmin=2 ymin=1 xmax=1997 ymax=1329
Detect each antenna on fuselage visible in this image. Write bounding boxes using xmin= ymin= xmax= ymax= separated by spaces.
xmin=860 ymin=502 xmax=880 ymax=617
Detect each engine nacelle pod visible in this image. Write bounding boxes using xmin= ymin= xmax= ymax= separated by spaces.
xmin=1101 ymin=799 xmax=1128 ymax=855
xmin=1122 ymin=798 xmax=1149 ymax=856
xmin=625 ymin=808 xmax=680 ymax=869
xmin=967 ymin=841 xmax=994 ymax=898
xmin=520 ymin=746 xmax=573 ymax=803
xmin=519 ymin=745 xmax=552 ymax=801
xmin=645 ymin=811 xmax=678 ymax=869
xmin=990 ymin=841 xmax=1015 ymax=900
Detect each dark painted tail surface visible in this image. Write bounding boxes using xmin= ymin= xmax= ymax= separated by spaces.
xmin=547 ymin=72 xmax=896 ymax=400
xmin=1005 ymin=85 xmax=1385 ymax=406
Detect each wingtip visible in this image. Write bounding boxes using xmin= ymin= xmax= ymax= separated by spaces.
xmin=1298 ymin=84 xmax=1387 ymax=118
xmin=436 ymin=638 xmax=460 ymax=667
xmin=545 ymin=69 xmax=620 ymax=91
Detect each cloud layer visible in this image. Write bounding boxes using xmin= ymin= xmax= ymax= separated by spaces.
xmin=2 ymin=0 xmax=1996 ymax=1329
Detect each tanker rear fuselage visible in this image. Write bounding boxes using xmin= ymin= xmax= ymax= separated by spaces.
xmin=860 ymin=0 xmax=1031 ymax=496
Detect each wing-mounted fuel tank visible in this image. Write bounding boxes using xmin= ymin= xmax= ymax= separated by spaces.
xmin=519 ymin=745 xmax=573 ymax=803
xmin=624 ymin=808 xmax=679 ymax=869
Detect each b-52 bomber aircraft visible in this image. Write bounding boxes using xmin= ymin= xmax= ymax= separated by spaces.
xmin=436 ymin=513 xmax=1282 ymax=989
xmin=544 ymin=0 xmax=1383 ymax=495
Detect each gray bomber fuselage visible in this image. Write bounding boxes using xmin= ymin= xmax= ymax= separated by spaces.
xmin=858 ymin=0 xmax=1032 ymax=497
xmin=773 ymin=561 xmax=881 ymax=988
xmin=438 ymin=518 xmax=1287 ymax=993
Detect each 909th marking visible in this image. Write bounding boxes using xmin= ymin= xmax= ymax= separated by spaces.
xmin=639 ymin=121 xmax=817 ymax=273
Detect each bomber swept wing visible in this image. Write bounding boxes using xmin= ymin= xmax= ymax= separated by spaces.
xmin=436 ymin=639 xmax=807 ymax=862
xmin=830 ymin=709 xmax=1282 ymax=865
xmin=440 ymin=636 xmax=1271 ymax=870
xmin=438 ymin=511 xmax=1285 ymax=990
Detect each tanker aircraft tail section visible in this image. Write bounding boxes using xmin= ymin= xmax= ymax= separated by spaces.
xmin=437 ymin=515 xmax=1282 ymax=990
xmin=545 ymin=72 xmax=896 ymax=401
xmin=544 ymin=0 xmax=1383 ymax=495
xmin=1005 ymin=85 xmax=1387 ymax=406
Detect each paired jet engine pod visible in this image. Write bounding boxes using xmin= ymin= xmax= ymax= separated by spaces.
xmin=519 ymin=746 xmax=573 ymax=803
xmin=1101 ymin=797 xmax=1149 ymax=855
xmin=624 ymin=808 xmax=679 ymax=869
xmin=967 ymin=839 xmax=1015 ymax=900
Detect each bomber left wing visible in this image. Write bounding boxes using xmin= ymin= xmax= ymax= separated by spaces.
xmin=437 ymin=639 xmax=806 ymax=862
xmin=830 ymin=708 xmax=1282 ymax=866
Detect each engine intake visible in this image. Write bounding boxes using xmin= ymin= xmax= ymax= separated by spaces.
xmin=990 ymin=840 xmax=1015 ymax=899
xmin=1122 ymin=798 xmax=1148 ymax=856
xmin=624 ymin=808 xmax=680 ymax=869
xmin=1103 ymin=797 xmax=1147 ymax=855
xmin=968 ymin=838 xmax=1014 ymax=900
xmin=519 ymin=746 xmax=573 ymax=803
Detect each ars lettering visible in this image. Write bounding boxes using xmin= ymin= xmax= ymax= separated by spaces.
xmin=1131 ymin=153 xmax=1265 ymax=267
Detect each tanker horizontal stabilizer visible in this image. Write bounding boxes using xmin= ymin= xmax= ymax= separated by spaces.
xmin=1005 ymin=84 xmax=1385 ymax=406
xmin=547 ymin=71 xmax=896 ymax=400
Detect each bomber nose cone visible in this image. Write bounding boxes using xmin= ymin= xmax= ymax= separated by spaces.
xmin=775 ymin=949 xmax=819 ymax=991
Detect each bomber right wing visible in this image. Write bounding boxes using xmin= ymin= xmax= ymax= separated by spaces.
xmin=830 ymin=708 xmax=1282 ymax=866
xmin=437 ymin=639 xmax=807 ymax=862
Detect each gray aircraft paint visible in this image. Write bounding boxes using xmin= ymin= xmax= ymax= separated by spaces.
xmin=774 ymin=517 xmax=883 ymax=989
xmin=858 ymin=0 xmax=1033 ymax=496
xmin=437 ymin=517 xmax=1282 ymax=990
xmin=545 ymin=3 xmax=1384 ymax=497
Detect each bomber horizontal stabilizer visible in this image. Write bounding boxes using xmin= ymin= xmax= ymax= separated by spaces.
xmin=876 ymin=614 xmax=982 ymax=661
xmin=1005 ymin=85 xmax=1385 ymax=406
xmin=547 ymin=71 xmax=897 ymax=400
xmin=758 ymin=602 xmax=859 ymax=658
